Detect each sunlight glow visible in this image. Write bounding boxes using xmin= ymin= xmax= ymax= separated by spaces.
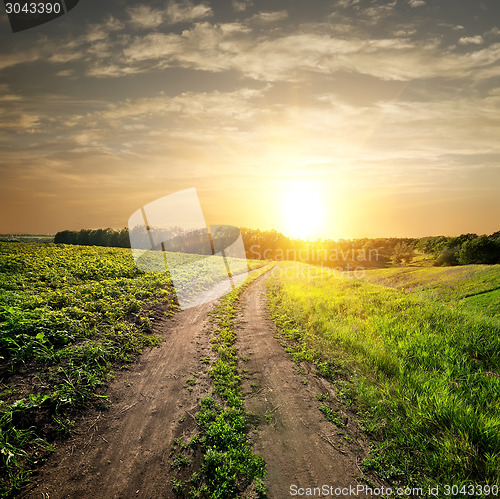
xmin=281 ymin=181 xmax=326 ymax=241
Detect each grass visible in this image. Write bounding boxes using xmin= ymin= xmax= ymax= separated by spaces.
xmin=318 ymin=405 xmax=344 ymax=427
xmin=362 ymin=264 xmax=500 ymax=316
xmin=169 ymin=265 xmax=271 ymax=498
xmin=267 ymin=262 xmax=500 ymax=492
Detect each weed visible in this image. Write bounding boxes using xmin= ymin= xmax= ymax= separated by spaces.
xmin=319 ymin=405 xmax=345 ymax=427
xmin=316 ymin=393 xmax=329 ymax=401
xmin=170 ymin=453 xmax=191 ymax=469
xmin=171 ymin=476 xmax=186 ymax=495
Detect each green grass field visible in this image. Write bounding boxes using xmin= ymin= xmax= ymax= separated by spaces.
xmin=362 ymin=265 xmax=500 ymax=311
xmin=267 ymin=263 xmax=500 ymax=492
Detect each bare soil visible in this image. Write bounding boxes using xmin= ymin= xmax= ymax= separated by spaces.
xmin=20 ymin=273 xmax=386 ymax=498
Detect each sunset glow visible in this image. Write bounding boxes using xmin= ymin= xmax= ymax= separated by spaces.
xmin=281 ymin=182 xmax=326 ymax=240
xmin=1 ymin=1 xmax=499 ymax=239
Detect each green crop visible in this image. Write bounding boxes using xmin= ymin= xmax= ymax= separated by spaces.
xmin=0 ymin=242 xmax=179 ymax=496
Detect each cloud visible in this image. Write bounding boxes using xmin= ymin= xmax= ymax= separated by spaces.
xmin=408 ymin=0 xmax=426 ymax=7
xmin=485 ymin=27 xmax=500 ymax=38
xmin=0 ymin=50 xmax=40 ymax=71
xmin=361 ymin=1 xmax=397 ymax=22
xmin=127 ymin=5 xmax=165 ymax=29
xmin=250 ymin=11 xmax=288 ymax=23
xmin=67 ymin=17 xmax=500 ymax=84
xmin=85 ymin=16 xmax=124 ymax=43
xmin=166 ymin=1 xmax=212 ymax=24
xmin=4 ymin=5 xmax=500 ymax=87
xmin=0 ymin=84 xmax=22 ymax=102
xmin=336 ymin=0 xmax=361 ymax=8
xmin=126 ymin=2 xmax=212 ymax=30
xmin=87 ymin=64 xmax=142 ymax=78
xmin=232 ymin=0 xmax=253 ymax=12
xmin=459 ymin=35 xmax=484 ymax=45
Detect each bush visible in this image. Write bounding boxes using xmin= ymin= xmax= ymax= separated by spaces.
xmin=434 ymin=246 xmax=460 ymax=266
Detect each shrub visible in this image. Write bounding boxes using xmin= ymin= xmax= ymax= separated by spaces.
xmin=434 ymin=246 xmax=460 ymax=266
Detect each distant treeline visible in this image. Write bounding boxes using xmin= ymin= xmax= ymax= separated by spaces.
xmin=54 ymin=228 xmax=130 ymax=248
xmin=416 ymin=232 xmax=500 ymax=266
xmin=0 ymin=234 xmax=53 ymax=243
xmin=53 ymin=227 xmax=500 ymax=267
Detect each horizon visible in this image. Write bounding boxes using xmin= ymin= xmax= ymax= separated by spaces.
xmin=1 ymin=226 xmax=499 ymax=244
xmin=1 ymin=1 xmax=500 ymax=239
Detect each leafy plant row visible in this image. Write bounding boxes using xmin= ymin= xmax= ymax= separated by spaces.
xmin=0 ymin=243 xmax=180 ymax=497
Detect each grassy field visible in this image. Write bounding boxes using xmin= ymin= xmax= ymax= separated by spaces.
xmin=267 ymin=263 xmax=500 ymax=493
xmin=0 ymin=242 xmax=263 ymax=496
xmin=362 ymin=265 xmax=500 ymax=316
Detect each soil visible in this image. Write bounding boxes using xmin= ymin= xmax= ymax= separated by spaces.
xmin=19 ymin=272 xmax=386 ymax=499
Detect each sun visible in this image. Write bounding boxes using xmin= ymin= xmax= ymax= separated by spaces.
xmin=280 ymin=182 xmax=326 ymax=240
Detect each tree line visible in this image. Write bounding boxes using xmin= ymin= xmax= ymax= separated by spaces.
xmin=53 ymin=227 xmax=500 ymax=267
xmin=54 ymin=228 xmax=130 ymax=248
xmin=416 ymin=232 xmax=500 ymax=266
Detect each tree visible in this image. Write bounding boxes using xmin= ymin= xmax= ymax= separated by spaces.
xmin=54 ymin=230 xmax=77 ymax=244
xmin=392 ymin=241 xmax=415 ymax=265
xmin=434 ymin=246 xmax=460 ymax=266
xmin=458 ymin=236 xmax=500 ymax=265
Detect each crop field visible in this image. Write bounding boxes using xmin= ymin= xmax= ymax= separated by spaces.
xmin=0 ymin=242 xmax=177 ymax=494
xmin=0 ymin=242 xmax=263 ymax=495
xmin=267 ymin=263 xmax=500 ymax=492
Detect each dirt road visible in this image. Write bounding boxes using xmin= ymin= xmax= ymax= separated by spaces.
xmin=236 ymin=275 xmax=383 ymax=498
xmin=21 ymin=272 xmax=383 ymax=498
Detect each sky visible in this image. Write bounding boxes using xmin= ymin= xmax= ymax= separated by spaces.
xmin=1 ymin=0 xmax=500 ymax=240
